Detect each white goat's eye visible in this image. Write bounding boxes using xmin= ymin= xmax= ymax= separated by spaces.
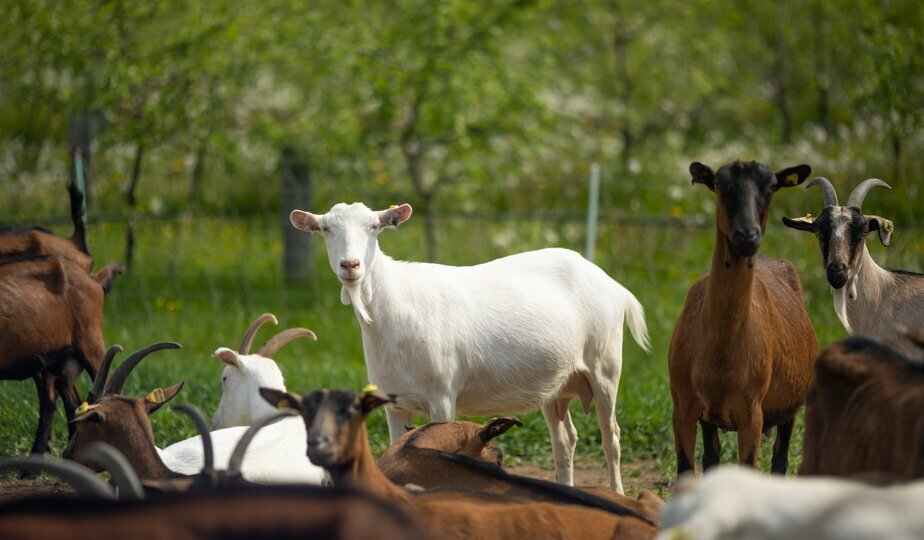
xmin=321 ymin=226 xmax=331 ymax=233
xmin=369 ymin=224 xmax=378 ymax=231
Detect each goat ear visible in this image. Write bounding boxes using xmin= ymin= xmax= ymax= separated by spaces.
xmin=866 ymin=215 xmax=893 ymax=247
xmin=360 ymin=390 xmax=395 ymax=416
xmin=260 ymin=387 xmax=302 ymax=411
xmin=71 ymin=409 xmax=103 ymax=424
xmin=689 ymin=162 xmax=715 ymax=190
xmin=782 ymin=215 xmax=816 ymax=233
xmin=214 ymin=347 xmax=243 ymax=368
xmin=479 ymin=417 xmax=524 ymax=442
xmin=377 ymin=204 xmax=413 ymax=229
xmin=773 ymin=164 xmax=812 ymax=190
xmin=404 ymin=424 xmax=416 ymax=432
xmin=144 ymin=381 xmax=185 ymax=415
xmin=290 ymin=210 xmax=324 ymax=233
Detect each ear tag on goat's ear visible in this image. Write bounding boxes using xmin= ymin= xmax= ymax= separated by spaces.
xmin=785 ymin=173 xmax=800 ymax=186
xmin=276 ymin=398 xmax=292 ymax=409
xmin=75 ymin=402 xmax=99 ymax=416
xmin=389 ymin=204 xmax=398 ymax=209
xmin=361 ymin=383 xmax=378 ymax=394
xmin=885 ymin=220 xmax=894 ymax=232
xmin=144 ymin=388 xmax=166 ymax=404
xmin=793 ymin=213 xmax=814 ymax=224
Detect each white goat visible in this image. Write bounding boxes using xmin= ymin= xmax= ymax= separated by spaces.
xmin=783 ymin=178 xmax=924 ymax=360
xmin=211 ymin=313 xmax=317 ymax=428
xmin=290 ymin=202 xmax=651 ymax=493
xmin=659 ymin=466 xmax=924 ymax=540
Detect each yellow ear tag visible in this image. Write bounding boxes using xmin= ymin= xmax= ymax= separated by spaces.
xmin=389 ymin=205 xmax=398 ymax=209
xmin=75 ymin=402 xmax=99 ymax=416
xmin=785 ymin=173 xmax=800 ymax=186
xmin=144 ymin=388 xmax=166 ymax=404
xmin=885 ymin=220 xmax=894 ymax=232
xmin=361 ymin=383 xmax=378 ymax=394
xmin=793 ymin=213 xmax=814 ymax=224
xmin=276 ymin=398 xmax=292 ymax=409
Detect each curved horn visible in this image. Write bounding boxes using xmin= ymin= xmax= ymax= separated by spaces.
xmin=0 ymin=456 xmax=115 ymax=499
xmin=805 ymin=177 xmax=839 ymax=207
xmin=239 ymin=313 xmax=278 ymax=354
xmin=78 ymin=441 xmax=144 ymax=500
xmin=227 ymin=409 xmax=298 ymax=478
xmin=172 ymin=403 xmax=215 ymax=475
xmin=88 ymin=345 xmax=123 ymax=403
xmin=257 ymin=328 xmax=317 ymax=358
xmin=846 ymin=178 xmax=891 ymax=210
xmin=105 ymin=342 xmax=181 ymax=396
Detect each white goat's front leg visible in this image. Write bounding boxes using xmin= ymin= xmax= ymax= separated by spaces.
xmin=384 ymin=406 xmax=414 ymax=444
xmin=427 ymin=396 xmax=456 ymax=423
xmin=541 ymin=401 xmax=578 ymax=486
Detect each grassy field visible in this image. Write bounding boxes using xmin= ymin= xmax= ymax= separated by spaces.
xmin=1 ymin=206 xmax=921 ymax=493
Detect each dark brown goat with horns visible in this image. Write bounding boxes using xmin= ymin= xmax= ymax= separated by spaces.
xmin=669 ymin=160 xmax=819 ymax=475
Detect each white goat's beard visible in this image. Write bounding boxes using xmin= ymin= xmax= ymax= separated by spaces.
xmin=341 ymin=285 xmax=372 ymax=326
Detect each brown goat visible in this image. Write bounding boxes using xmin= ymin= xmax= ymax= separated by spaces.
xmin=0 ymin=181 xmax=123 ymax=456
xmin=0 ymin=255 xmax=121 ymax=455
xmin=379 ymin=420 xmax=663 ymax=523
xmin=799 ymin=326 xmax=924 ymax=479
xmin=64 ymin=343 xmax=186 ymax=481
xmin=261 ymin=387 xmax=658 ymax=540
xmin=669 ymin=160 xmax=819 ymax=475
xmin=0 ymin=454 xmax=428 ymax=540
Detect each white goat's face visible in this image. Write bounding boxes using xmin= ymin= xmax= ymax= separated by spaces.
xmin=211 ymin=348 xmax=286 ymax=429
xmin=290 ymin=202 xmax=413 ymax=287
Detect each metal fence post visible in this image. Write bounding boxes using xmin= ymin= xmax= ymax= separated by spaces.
xmin=281 ymin=147 xmax=314 ymax=283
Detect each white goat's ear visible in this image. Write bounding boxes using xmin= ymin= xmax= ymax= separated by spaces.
xmin=290 ymin=210 xmax=324 ymax=233
xmin=377 ymin=204 xmax=412 ymax=229
xmin=214 ymin=347 xmax=243 ymax=368
xmin=340 ymin=286 xmax=351 ymax=305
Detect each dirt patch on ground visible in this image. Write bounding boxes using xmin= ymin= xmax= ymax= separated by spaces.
xmin=508 ymin=459 xmax=672 ymax=498
xmin=0 ymin=477 xmax=73 ymax=503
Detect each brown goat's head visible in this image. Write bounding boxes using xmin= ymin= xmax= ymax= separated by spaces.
xmin=691 ymin=160 xmax=810 ymax=258
xmin=260 ymin=387 xmax=393 ymax=468
xmin=394 ymin=418 xmax=523 ymax=465
xmin=63 ymin=383 xmax=183 ymax=466
xmin=783 ymin=177 xmax=893 ymax=290
xmin=63 ymin=342 xmax=183 ymax=469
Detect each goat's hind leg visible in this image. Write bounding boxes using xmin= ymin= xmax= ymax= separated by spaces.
xmin=588 ymin=375 xmax=625 ymax=493
xmin=671 ymin=391 xmax=701 ymax=475
xmin=770 ymin=417 xmax=795 ymax=474
xmin=541 ymin=400 xmax=578 ymax=486
xmin=700 ymin=420 xmax=722 ymax=471
xmin=28 ymin=372 xmax=57 ymax=463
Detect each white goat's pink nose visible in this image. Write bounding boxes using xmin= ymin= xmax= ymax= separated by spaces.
xmin=340 ymin=259 xmax=360 ymax=271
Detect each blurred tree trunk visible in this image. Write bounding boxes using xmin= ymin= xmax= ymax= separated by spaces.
xmin=124 ymin=142 xmax=144 ymax=271
xmin=282 ymin=147 xmax=314 ymax=283
xmin=189 ymin=139 xmax=207 ymax=201
xmin=812 ymin=0 xmax=832 ymax=137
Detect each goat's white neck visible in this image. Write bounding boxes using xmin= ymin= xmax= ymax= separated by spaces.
xmin=344 ymin=247 xmax=394 ymax=328
xmin=833 ymin=245 xmax=888 ymax=335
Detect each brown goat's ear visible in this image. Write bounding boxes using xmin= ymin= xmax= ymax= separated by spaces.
xmin=144 ymin=381 xmax=185 ymax=415
xmin=479 ymin=417 xmax=524 ymax=442
xmin=360 ymin=390 xmax=395 ymax=416
xmin=689 ymin=162 xmax=715 ymax=190
xmin=260 ymin=388 xmax=302 ymax=411
xmin=290 ymin=210 xmax=324 ymax=233
xmin=782 ymin=215 xmax=816 ymax=232
xmin=773 ymin=164 xmax=812 ymax=190
xmin=866 ymin=215 xmax=893 ymax=247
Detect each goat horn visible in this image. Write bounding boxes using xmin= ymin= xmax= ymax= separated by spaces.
xmin=172 ymin=403 xmax=215 ymax=475
xmin=805 ymin=177 xmax=839 ymax=207
xmin=227 ymin=409 xmax=299 ymax=478
xmin=257 ymin=328 xmax=317 ymax=358
xmin=239 ymin=313 xmax=278 ymax=354
xmin=105 ymin=342 xmax=181 ymax=396
xmin=89 ymin=345 xmax=123 ymax=403
xmin=0 ymin=455 xmax=116 ymax=499
xmin=846 ymin=178 xmax=891 ymax=210
xmin=78 ymin=441 xmax=144 ymax=500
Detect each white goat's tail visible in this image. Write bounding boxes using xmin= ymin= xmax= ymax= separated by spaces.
xmin=624 ymin=291 xmax=651 ymax=353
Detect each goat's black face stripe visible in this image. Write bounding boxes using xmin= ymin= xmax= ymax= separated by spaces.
xmin=715 ymin=161 xmax=773 ymax=231
xmin=813 ymin=207 xmax=868 ymax=268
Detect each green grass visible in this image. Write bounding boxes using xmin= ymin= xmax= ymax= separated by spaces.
xmin=1 ymin=209 xmax=922 ymax=492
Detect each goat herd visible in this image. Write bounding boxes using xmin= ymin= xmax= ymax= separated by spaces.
xmin=0 ymin=159 xmax=922 ymax=539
